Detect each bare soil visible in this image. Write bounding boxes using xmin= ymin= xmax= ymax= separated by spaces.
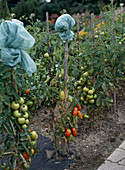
xmin=30 ymin=81 xmax=125 ymax=170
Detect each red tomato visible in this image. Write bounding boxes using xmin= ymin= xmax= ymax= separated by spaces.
xmin=73 ymin=107 xmax=78 ymax=111
xmin=73 ymin=110 xmax=78 ymax=116
xmin=76 ymin=104 xmax=81 ymax=111
xmin=24 ymin=89 xmax=30 ymax=94
xmin=65 ymin=129 xmax=71 ymax=138
xmin=22 ymin=152 xmax=30 ymax=160
xmin=72 ymin=128 xmax=77 ymax=137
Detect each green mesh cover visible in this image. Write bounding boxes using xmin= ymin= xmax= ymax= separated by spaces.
xmin=0 ymin=19 xmax=36 ymax=76
xmin=55 ymin=14 xmax=75 ymax=42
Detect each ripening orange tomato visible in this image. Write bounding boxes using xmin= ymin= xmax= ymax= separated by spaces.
xmin=24 ymin=89 xmax=30 ymax=94
xmin=86 ymin=98 xmax=89 ymax=102
xmin=31 ymin=149 xmax=35 ymax=155
xmin=76 ymin=104 xmax=81 ymax=111
xmin=78 ymin=111 xmax=83 ymax=119
xmin=72 ymin=128 xmax=77 ymax=137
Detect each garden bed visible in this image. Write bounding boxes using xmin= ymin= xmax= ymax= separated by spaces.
xmin=30 ymin=81 xmax=125 ymax=170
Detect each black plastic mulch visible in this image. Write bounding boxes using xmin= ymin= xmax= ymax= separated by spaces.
xmin=0 ymin=134 xmax=73 ymax=170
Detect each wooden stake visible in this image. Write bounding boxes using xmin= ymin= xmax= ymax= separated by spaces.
xmin=91 ymin=13 xmax=95 ymax=85
xmin=77 ymin=13 xmax=80 ymax=49
xmin=11 ymin=68 xmax=17 ymax=92
xmin=64 ymin=42 xmax=68 ymax=109
xmin=91 ymin=13 xmax=95 ymax=129
xmin=46 ymin=12 xmax=51 ymax=77
xmin=111 ymin=9 xmax=117 ymax=114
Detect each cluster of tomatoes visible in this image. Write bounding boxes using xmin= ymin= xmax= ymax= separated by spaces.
xmin=64 ymin=104 xmax=82 ymax=142
xmin=10 ymin=94 xmax=38 ymax=169
xmin=24 ymin=89 xmax=38 ymax=113
xmin=11 ymin=97 xmax=30 ymax=129
xmin=72 ymin=104 xmax=82 ymax=119
xmin=75 ymin=69 xmax=97 ymax=106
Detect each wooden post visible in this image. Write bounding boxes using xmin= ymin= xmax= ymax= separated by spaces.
xmin=91 ymin=13 xmax=95 ymax=85
xmin=77 ymin=13 xmax=80 ymax=49
xmin=64 ymin=42 xmax=68 ymax=110
xmin=91 ymin=13 xmax=95 ymax=129
xmin=46 ymin=12 xmax=51 ymax=77
xmin=11 ymin=68 xmax=17 ymax=93
xmin=100 ymin=11 xmax=103 ymax=30
xmin=111 ymin=7 xmax=116 ymax=114
xmin=62 ymin=41 xmax=68 ymax=155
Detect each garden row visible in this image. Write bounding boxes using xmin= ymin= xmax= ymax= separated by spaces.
xmin=0 ymin=2 xmax=125 ymax=170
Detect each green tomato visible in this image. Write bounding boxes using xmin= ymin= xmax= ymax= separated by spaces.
xmin=18 ymin=117 xmax=25 ymax=124
xmin=13 ymin=110 xmax=21 ymax=118
xmin=74 ymin=82 xmax=78 ymax=86
xmin=60 ymin=91 xmax=65 ymax=101
xmin=83 ymin=87 xmax=89 ymax=92
xmin=25 ymin=119 xmax=29 ymax=124
xmin=80 ymin=78 xmax=83 ymax=82
xmin=61 ymin=69 xmax=64 ymax=76
xmin=87 ymin=95 xmax=93 ymax=99
xmin=83 ymin=72 xmax=89 ymax=77
xmin=92 ymin=87 xmax=95 ymax=93
xmin=41 ymin=62 xmax=45 ymax=66
xmin=77 ymin=86 xmax=81 ymax=90
xmin=87 ymin=81 xmax=92 ymax=86
xmin=84 ymin=101 xmax=88 ymax=105
xmin=27 ymin=101 xmax=33 ymax=107
xmin=31 ymin=131 xmax=38 ymax=140
xmin=11 ymin=102 xmax=20 ymax=110
xmin=31 ymin=95 xmax=37 ymax=101
xmin=89 ymin=69 xmax=94 ymax=74
xmin=19 ymin=97 xmax=24 ymax=104
xmin=83 ymin=92 xmax=87 ymax=96
xmin=84 ymin=114 xmax=89 ymax=119
xmin=80 ymin=96 xmax=84 ymax=101
xmin=32 ymin=140 xmax=37 ymax=145
xmin=21 ymin=104 xmax=28 ymax=112
xmin=82 ymin=78 xmax=86 ymax=83
xmin=44 ymin=52 xmax=49 ymax=58
xmin=93 ymin=94 xmax=97 ymax=99
xmin=78 ymin=80 xmax=81 ymax=84
xmin=67 ymin=134 xmax=74 ymax=142
xmin=68 ymin=95 xmax=73 ymax=102
xmin=110 ymin=99 xmax=113 ymax=103
xmin=81 ymin=66 xmax=85 ymax=71
xmin=22 ymin=124 xmax=27 ymax=129
xmin=52 ymin=52 xmax=56 ymax=56
xmin=23 ymin=112 xmax=29 ymax=119
xmin=88 ymin=90 xmax=94 ymax=95
xmin=89 ymin=99 xmax=95 ymax=104
xmin=23 ymin=163 xmax=30 ymax=169
xmin=1 ymin=163 xmax=7 ymax=169
xmin=105 ymin=59 xmax=108 ymax=63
